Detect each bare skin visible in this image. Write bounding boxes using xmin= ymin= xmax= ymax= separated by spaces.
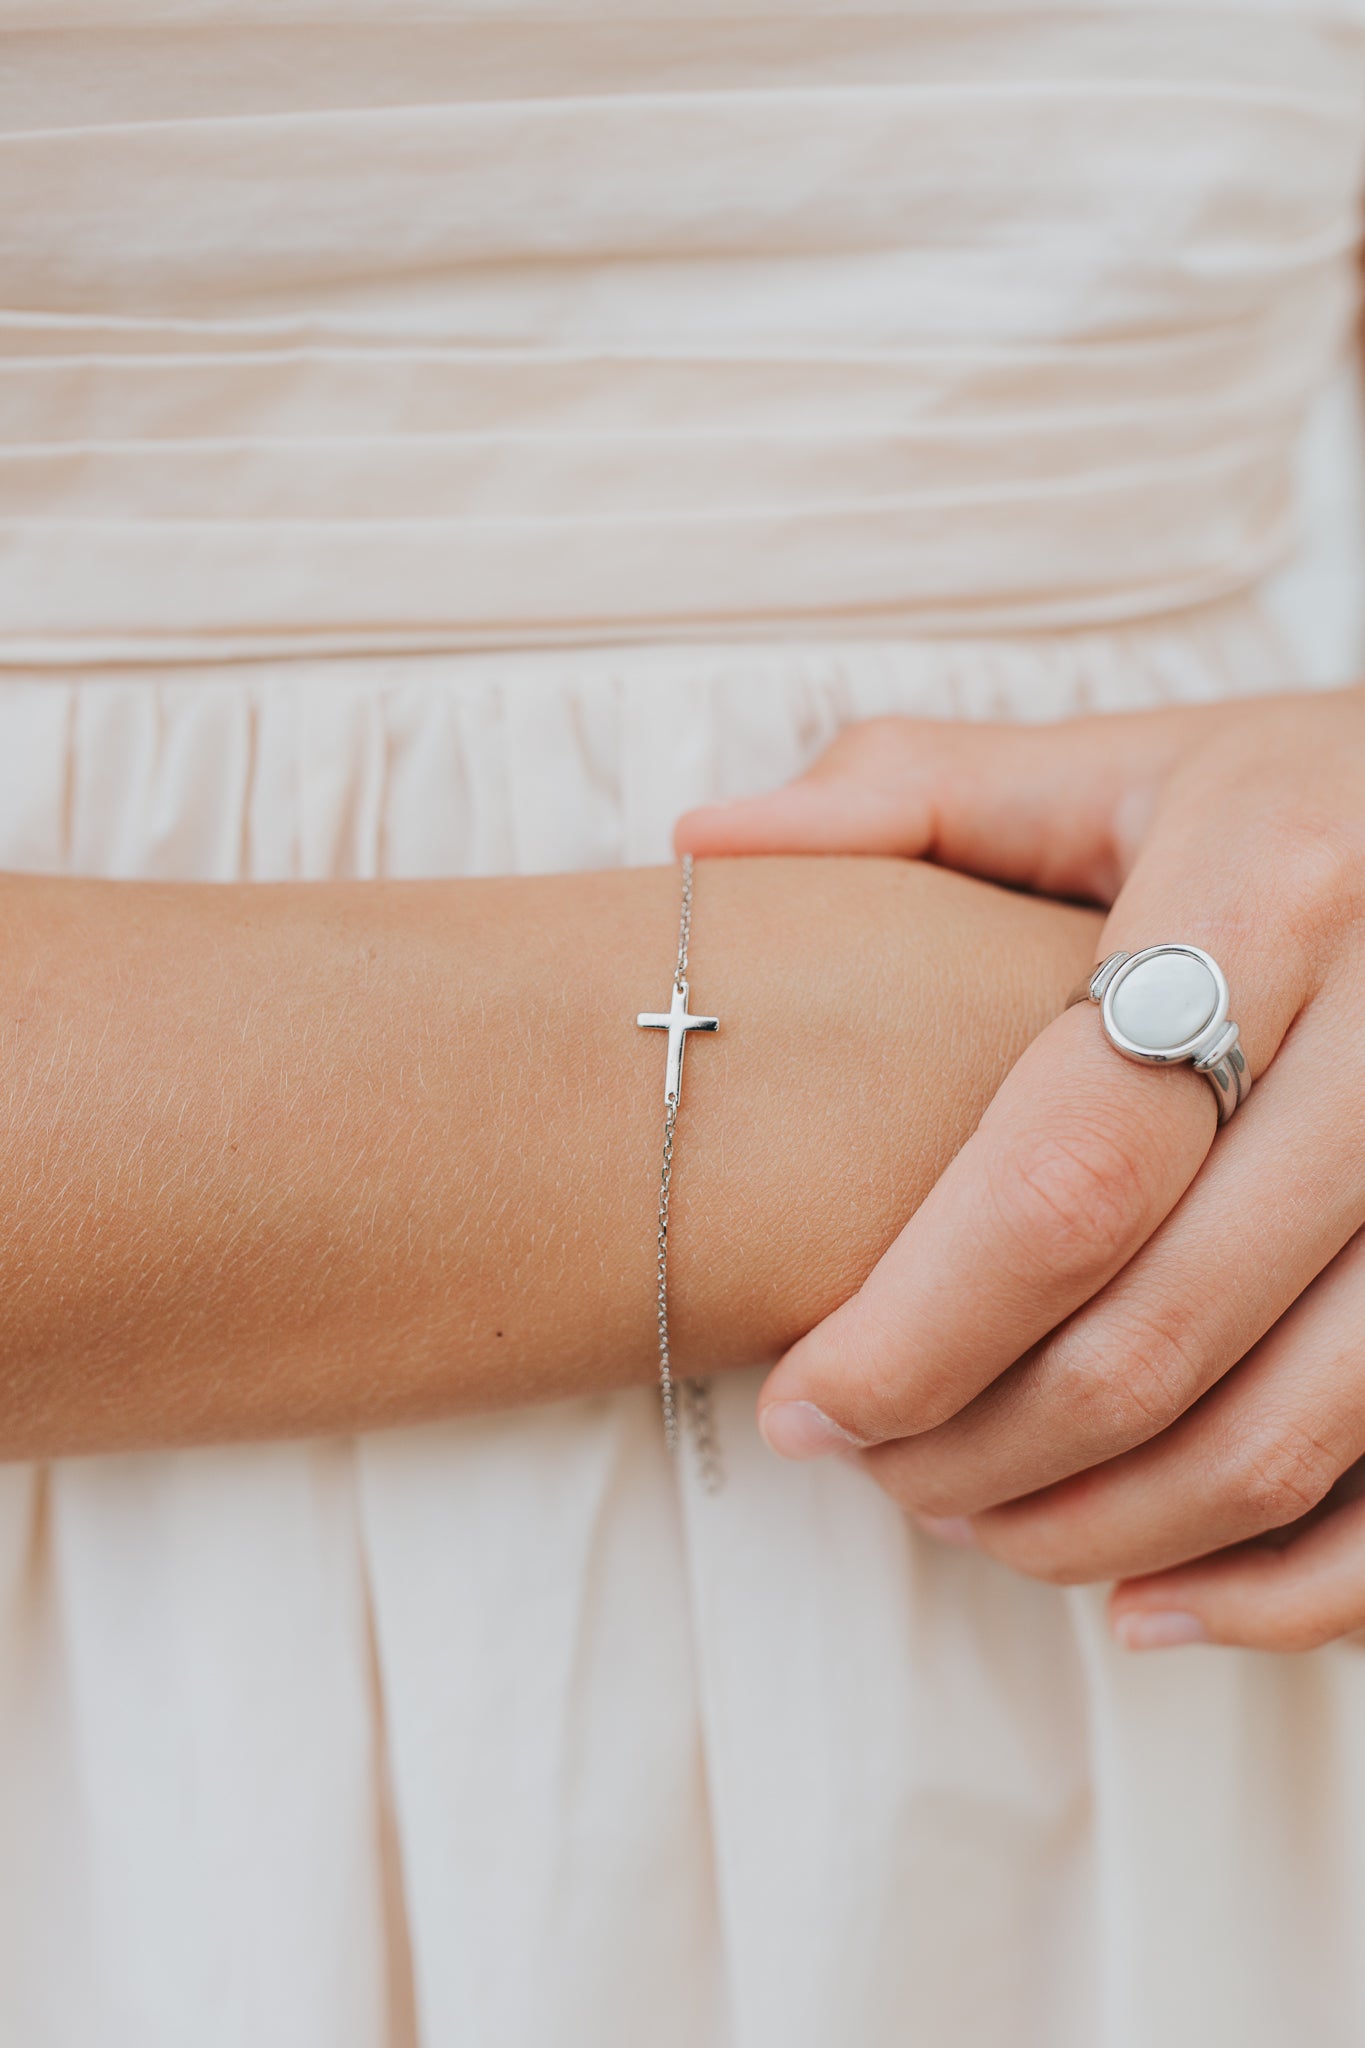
xmin=0 ymin=857 xmax=1097 ymax=1461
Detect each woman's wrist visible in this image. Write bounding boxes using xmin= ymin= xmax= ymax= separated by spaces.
xmin=0 ymin=859 xmax=1099 ymax=1457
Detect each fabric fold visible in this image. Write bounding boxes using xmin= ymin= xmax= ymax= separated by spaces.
xmin=2 ymin=9 xmax=1363 ymax=655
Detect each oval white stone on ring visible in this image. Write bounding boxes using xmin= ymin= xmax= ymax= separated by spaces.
xmin=1109 ymin=951 xmax=1219 ymax=1052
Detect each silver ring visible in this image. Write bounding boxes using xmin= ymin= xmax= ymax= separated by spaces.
xmin=1067 ymin=945 xmax=1250 ymax=1125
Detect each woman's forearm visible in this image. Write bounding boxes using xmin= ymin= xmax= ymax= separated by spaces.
xmin=0 ymin=858 xmax=1099 ymax=1458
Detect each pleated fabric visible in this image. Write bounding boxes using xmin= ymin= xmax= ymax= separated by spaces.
xmin=3 ymin=5 xmax=1365 ymax=657
xmin=4 ymin=7 xmax=1365 ymax=2047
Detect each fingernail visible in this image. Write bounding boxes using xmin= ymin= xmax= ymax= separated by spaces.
xmin=758 ymin=1400 xmax=863 ymax=1461
xmin=915 ymin=1514 xmax=978 ymax=1549
xmin=1111 ymin=1609 xmax=1209 ymax=1651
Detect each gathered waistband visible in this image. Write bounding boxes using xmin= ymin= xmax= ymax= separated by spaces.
xmin=1 ymin=7 xmax=1362 ymax=659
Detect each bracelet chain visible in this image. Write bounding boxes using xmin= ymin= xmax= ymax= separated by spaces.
xmin=651 ymin=855 xmax=721 ymax=1491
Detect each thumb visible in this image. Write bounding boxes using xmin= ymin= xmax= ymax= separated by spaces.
xmin=675 ymin=709 xmax=1206 ymax=904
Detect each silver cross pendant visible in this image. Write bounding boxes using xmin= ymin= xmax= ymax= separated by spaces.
xmin=637 ymin=978 xmax=719 ymax=1103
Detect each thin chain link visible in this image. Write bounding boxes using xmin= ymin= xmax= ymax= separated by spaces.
xmin=673 ymin=849 xmax=693 ymax=989
xmin=652 ymin=854 xmax=722 ymax=1491
xmin=655 ymin=1091 xmax=681 ymax=1452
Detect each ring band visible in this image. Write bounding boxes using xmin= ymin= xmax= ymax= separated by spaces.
xmin=1067 ymin=945 xmax=1250 ymax=1125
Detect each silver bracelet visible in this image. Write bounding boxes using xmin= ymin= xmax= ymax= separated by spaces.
xmin=636 ymin=854 xmax=722 ymax=1488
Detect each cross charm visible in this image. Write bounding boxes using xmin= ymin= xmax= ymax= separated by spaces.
xmin=637 ymin=978 xmax=719 ymax=1103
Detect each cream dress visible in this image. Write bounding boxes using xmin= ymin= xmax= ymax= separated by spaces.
xmin=3 ymin=5 xmax=1365 ymax=2044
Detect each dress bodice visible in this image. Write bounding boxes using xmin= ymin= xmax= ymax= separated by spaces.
xmin=2 ymin=4 xmax=1364 ymax=656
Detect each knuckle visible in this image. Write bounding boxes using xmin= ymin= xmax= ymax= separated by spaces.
xmin=990 ymin=1121 xmax=1150 ymax=1286
xmin=1048 ymin=1301 xmax=1205 ymax=1454
xmin=1115 ymin=1320 xmax=1202 ymax=1434
xmin=1033 ymin=1338 xmax=1133 ymax=1449
xmin=1227 ymin=1420 xmax=1338 ymax=1531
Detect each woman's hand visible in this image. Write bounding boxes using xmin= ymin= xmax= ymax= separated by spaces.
xmin=678 ymin=688 xmax=1365 ymax=1652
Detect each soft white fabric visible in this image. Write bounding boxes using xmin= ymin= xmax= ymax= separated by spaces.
xmin=2 ymin=8 xmax=1365 ymax=2045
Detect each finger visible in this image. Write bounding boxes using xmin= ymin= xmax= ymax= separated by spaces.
xmin=676 ymin=707 xmax=1207 ymax=901
xmin=757 ymin=1002 xmax=1214 ymax=1453
xmin=915 ymin=1228 xmax=1365 ymax=1587
xmin=756 ymin=754 xmax=1320 ymax=1460
xmin=862 ymin=985 xmax=1365 ymax=1517
xmin=1106 ymin=1488 xmax=1365 ymax=1653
